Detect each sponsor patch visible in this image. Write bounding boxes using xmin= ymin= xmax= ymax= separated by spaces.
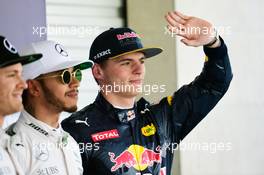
xmin=27 ymin=123 xmax=49 ymax=136
xmin=75 ymin=117 xmax=90 ymax=127
xmin=141 ymin=123 xmax=156 ymax=137
xmin=33 ymin=144 xmax=49 ymax=161
xmin=36 ymin=166 xmax=59 ymax=175
xmin=167 ymin=96 xmax=173 ymax=106
xmin=205 ymin=55 xmax=209 ymax=62
xmin=55 ymin=44 xmax=68 ymax=57
xmin=94 ymin=49 xmax=111 ymax=60
xmin=109 ymin=144 xmax=161 ymax=172
xmin=116 ymin=32 xmax=139 ymax=40
xmin=127 ymin=110 xmax=135 ymax=121
xmin=91 ymin=129 xmax=119 ymax=142
xmin=3 ymin=38 xmax=18 ymax=54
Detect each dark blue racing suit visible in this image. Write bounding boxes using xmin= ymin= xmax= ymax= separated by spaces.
xmin=62 ymin=37 xmax=232 ymax=175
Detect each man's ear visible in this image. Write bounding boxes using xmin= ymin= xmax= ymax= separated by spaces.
xmin=27 ymin=80 xmax=42 ymax=97
xmin=92 ymin=63 xmax=105 ymax=81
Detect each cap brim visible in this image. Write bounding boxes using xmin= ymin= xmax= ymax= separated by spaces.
xmin=0 ymin=53 xmax=42 ymax=68
xmin=74 ymin=60 xmax=94 ymax=70
xmin=31 ymin=59 xmax=94 ymax=79
xmin=20 ymin=54 xmax=43 ymax=65
xmin=110 ymin=47 xmax=163 ymax=60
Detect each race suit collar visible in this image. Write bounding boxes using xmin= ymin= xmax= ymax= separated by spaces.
xmin=0 ymin=128 xmax=9 ymax=147
xmin=20 ymin=110 xmax=65 ymax=138
xmin=95 ymin=93 xmax=137 ymax=123
xmin=0 ymin=128 xmax=4 ymax=135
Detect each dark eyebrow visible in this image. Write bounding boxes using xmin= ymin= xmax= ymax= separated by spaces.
xmin=115 ymin=58 xmax=133 ymax=63
xmin=115 ymin=57 xmax=146 ymax=63
xmin=6 ymin=69 xmax=19 ymax=74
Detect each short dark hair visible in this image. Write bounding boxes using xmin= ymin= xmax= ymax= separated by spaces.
xmin=93 ymin=60 xmax=109 ymax=85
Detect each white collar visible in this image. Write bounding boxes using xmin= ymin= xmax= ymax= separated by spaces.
xmin=113 ymin=105 xmax=133 ymax=109
xmin=0 ymin=127 xmax=4 ymax=135
xmin=0 ymin=128 xmax=9 ymax=147
xmin=19 ymin=110 xmax=64 ymax=138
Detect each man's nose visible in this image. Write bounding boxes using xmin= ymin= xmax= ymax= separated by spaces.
xmin=69 ymin=76 xmax=80 ymax=88
xmin=17 ymin=76 xmax=28 ymax=90
xmin=133 ymin=60 xmax=145 ymax=75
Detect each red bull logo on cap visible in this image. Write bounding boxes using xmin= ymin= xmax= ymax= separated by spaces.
xmin=108 ymin=144 xmax=161 ymax=172
xmin=116 ymin=32 xmax=140 ymax=41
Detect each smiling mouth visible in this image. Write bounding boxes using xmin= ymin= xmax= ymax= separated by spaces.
xmin=13 ymin=95 xmax=22 ymax=102
xmin=13 ymin=92 xmax=23 ymax=101
xmin=66 ymin=90 xmax=79 ymax=98
xmin=129 ymin=80 xmax=143 ymax=85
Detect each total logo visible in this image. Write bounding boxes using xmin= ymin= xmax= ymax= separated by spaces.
xmin=91 ymin=129 xmax=119 ymax=142
xmin=109 ymin=145 xmax=162 ymax=172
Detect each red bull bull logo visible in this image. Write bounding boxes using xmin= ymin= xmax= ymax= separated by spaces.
xmin=141 ymin=148 xmax=161 ymax=166
xmin=109 ymin=145 xmax=161 ymax=172
xmin=109 ymin=150 xmax=137 ymax=171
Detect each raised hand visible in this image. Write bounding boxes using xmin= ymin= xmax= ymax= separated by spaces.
xmin=165 ymin=11 xmax=219 ymax=47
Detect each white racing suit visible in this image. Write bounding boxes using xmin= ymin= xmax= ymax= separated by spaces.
xmin=6 ymin=110 xmax=83 ymax=175
xmin=0 ymin=128 xmax=24 ymax=175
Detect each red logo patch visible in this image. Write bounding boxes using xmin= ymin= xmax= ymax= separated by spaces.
xmin=116 ymin=32 xmax=139 ymax=40
xmin=91 ymin=129 xmax=120 ymax=142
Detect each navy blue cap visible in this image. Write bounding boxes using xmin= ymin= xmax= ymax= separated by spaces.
xmin=89 ymin=27 xmax=163 ymax=63
xmin=0 ymin=35 xmax=42 ymax=68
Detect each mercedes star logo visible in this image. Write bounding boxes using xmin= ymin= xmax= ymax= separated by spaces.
xmin=34 ymin=144 xmax=49 ymax=161
xmin=3 ymin=39 xmax=18 ymax=54
xmin=55 ymin=44 xmax=68 ymax=57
